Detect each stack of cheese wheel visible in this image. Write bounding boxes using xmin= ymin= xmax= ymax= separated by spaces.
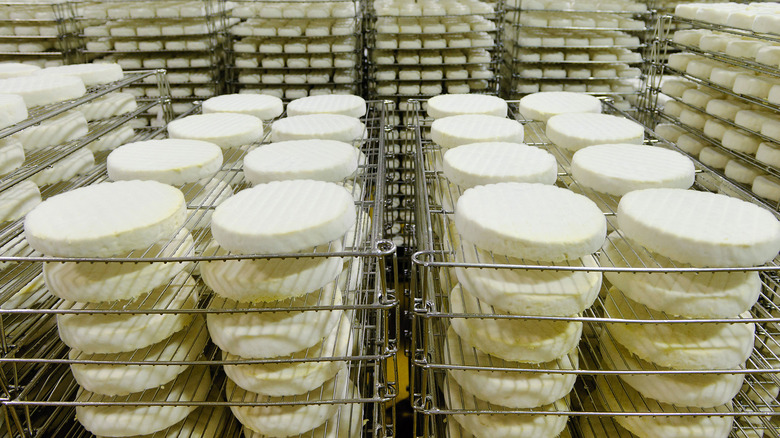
xmin=596 ymin=188 xmax=780 ymax=437
xmin=545 ymin=112 xmax=645 ymax=164
xmin=204 ymin=179 xmax=362 ymax=437
xmin=23 ymin=180 xmax=212 ymax=437
xmin=446 ymin=182 xmax=607 ymax=438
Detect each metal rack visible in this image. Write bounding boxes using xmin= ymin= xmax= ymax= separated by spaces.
xmin=409 ymin=98 xmax=780 ymax=437
xmin=0 ymin=93 xmax=398 ymax=436
xmin=0 ymin=1 xmax=81 ymax=66
xmin=226 ymin=0 xmax=363 ymax=100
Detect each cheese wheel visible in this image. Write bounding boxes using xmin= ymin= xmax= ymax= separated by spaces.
xmin=444 ymin=325 xmax=577 ymax=408
xmin=57 ymin=273 xmax=198 ymax=354
xmin=518 ymin=91 xmax=601 ymax=122
xmin=600 ymin=330 xmax=744 ymax=408
xmin=446 ymin=377 xmax=569 ymax=438
xmin=79 ymin=92 xmax=137 ymax=122
xmin=431 ymin=115 xmax=523 ymax=150
xmin=455 ymin=183 xmax=606 ymax=262
xmin=202 ymin=94 xmax=283 ymax=120
xmin=442 ymin=142 xmax=557 ymax=188
xmin=546 ymin=113 xmax=644 ymax=152
xmin=181 ymin=179 xmax=233 ymax=229
xmin=427 ymin=94 xmax=508 ymax=119
xmin=450 ymin=284 xmax=582 ymax=363
xmin=224 ymin=313 xmax=351 ymax=396
xmin=756 ymin=142 xmax=780 ymax=167
xmin=76 ymin=366 xmax=211 ymax=437
xmin=286 ymin=95 xmax=366 ymax=118
xmin=30 ymin=147 xmax=94 ymax=186
xmin=207 ymin=284 xmax=343 ymax=358
xmin=572 ymin=144 xmax=695 ymax=196
xmin=617 ymin=188 xmax=780 ymax=267
xmin=211 ymin=180 xmax=355 ymax=254
xmin=44 ymin=229 xmax=194 ymax=303
xmin=595 ymin=375 xmax=733 ymax=438
xmin=653 ymin=123 xmax=686 ymax=143
xmin=0 ymin=94 xmax=26 ymax=129
xmin=120 ymin=405 xmax=228 ymax=438
xmin=242 ymin=402 xmax=363 ymax=438
xmin=88 ymin=125 xmax=135 ymax=153
xmin=24 ymin=180 xmax=186 ymax=257
xmin=243 ymin=140 xmax=358 ymax=184
xmin=36 ymin=63 xmax=123 ymax=86
xmin=604 ymin=288 xmax=755 ymax=370
xmin=168 ymin=113 xmax=263 ymax=149
xmin=0 ymin=180 xmax=40 ymax=223
xmin=69 ymin=317 xmax=209 ymax=396
xmin=752 ymin=174 xmax=780 ymax=203
xmin=0 ymin=75 xmax=85 ymax=107
xmin=15 ymin=110 xmax=88 ymax=152
xmin=600 ymin=232 xmax=760 ymax=318
xmin=107 ymin=139 xmax=223 ymax=185
xmin=455 ymin=243 xmax=601 ymax=316
xmin=0 ymin=138 xmax=23 ymax=176
xmin=271 ymin=114 xmax=364 ymax=143
xmin=0 ymin=62 xmax=40 ymax=79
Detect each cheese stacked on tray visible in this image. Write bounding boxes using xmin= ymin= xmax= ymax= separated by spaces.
xmin=22 ymin=180 xmax=213 ymax=437
xmin=0 ymin=3 xmax=67 ymax=66
xmin=594 ymin=188 xmax=780 ymax=438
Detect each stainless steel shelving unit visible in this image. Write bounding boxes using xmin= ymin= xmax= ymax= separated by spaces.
xmin=0 ymin=1 xmax=81 ymax=66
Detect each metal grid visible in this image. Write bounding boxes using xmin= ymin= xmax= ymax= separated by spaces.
xmin=409 ymin=99 xmax=780 ymax=437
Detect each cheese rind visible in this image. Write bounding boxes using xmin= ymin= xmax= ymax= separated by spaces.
xmin=0 ymin=138 xmax=24 ymax=176
xmin=0 ymin=180 xmax=40 ymax=223
xmin=202 ymin=94 xmax=283 ymax=120
xmin=167 ymin=113 xmax=264 ymax=149
xmin=107 ymin=139 xmax=223 ymax=185
xmin=0 ymin=94 xmax=27 ymax=129
xmin=617 ymin=188 xmax=780 ymax=267
xmin=427 ymin=94 xmax=508 ymax=119
xmin=242 ymin=401 xmax=362 ymax=438
xmin=243 ymin=140 xmax=359 ymax=184
xmin=35 ymin=63 xmax=123 ymax=86
xmin=286 ymin=94 xmax=367 ymax=118
xmin=0 ymin=62 xmax=40 ymax=79
xmin=0 ymin=75 xmax=86 ymax=107
xmin=518 ymin=91 xmax=601 ymax=122
xmin=431 ymin=114 xmax=524 ymax=150
xmin=271 ymin=114 xmax=364 ymax=142
xmin=546 ymin=113 xmax=644 ymax=152
xmin=30 ymin=147 xmax=94 ymax=186
xmin=442 ymin=142 xmax=557 ymax=188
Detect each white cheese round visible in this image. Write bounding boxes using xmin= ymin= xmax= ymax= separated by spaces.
xmin=15 ymin=110 xmax=88 ymax=152
xmin=449 ymin=284 xmax=582 ymax=363
xmin=243 ymin=140 xmax=358 ymax=184
xmin=211 ymin=180 xmax=355 ymax=254
xmin=442 ymin=142 xmax=558 ymax=188
xmin=271 ymin=114 xmax=364 ymax=142
xmin=546 ymin=113 xmax=644 ymax=152
xmin=0 ymin=180 xmax=40 ymax=223
xmin=0 ymin=138 xmax=24 ymax=176
xmin=79 ymin=92 xmax=137 ymax=122
xmin=756 ymin=142 xmax=780 ymax=168
xmin=35 ymin=63 xmax=123 ymax=86
xmin=0 ymin=62 xmax=40 ymax=79
xmin=30 ymin=147 xmax=94 ymax=187
xmin=242 ymin=402 xmax=362 ymax=438
xmin=426 ymin=94 xmax=508 ymax=119
xmin=24 ymin=180 xmax=186 ymax=257
xmin=753 ymin=174 xmax=780 ymax=203
xmin=518 ymin=91 xmax=601 ymax=122
xmin=167 ymin=113 xmax=264 ymax=149
xmin=455 ymin=183 xmax=606 ymax=261
xmin=202 ymin=94 xmax=283 ymax=120
xmin=0 ymin=94 xmax=27 ymax=129
xmin=286 ymin=94 xmax=366 ymax=118
xmin=431 ymin=114 xmax=524 ymax=150
xmin=107 ymin=139 xmax=222 ymax=185
xmin=617 ymin=188 xmax=780 ymax=267
xmin=571 ymin=144 xmax=695 ymax=196
xmin=0 ymin=75 xmax=86 ymax=107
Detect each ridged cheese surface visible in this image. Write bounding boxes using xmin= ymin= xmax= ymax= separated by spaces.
xmin=518 ymin=91 xmax=601 ymax=122
xmin=271 ymin=114 xmax=364 ymax=142
xmin=24 ymin=180 xmax=186 ymax=257
xmin=15 ymin=110 xmax=88 ymax=152
xmin=78 ymin=92 xmax=136 ymax=121
xmin=30 ymin=147 xmax=94 ymax=186
xmin=571 ymin=144 xmax=695 ymax=196
xmin=455 ymin=183 xmax=606 ymax=261
xmin=211 ymin=180 xmax=355 ymax=254
xmin=442 ymin=142 xmax=557 ymax=188
xmin=431 ymin=114 xmax=524 ymax=150
xmin=202 ymin=94 xmax=283 ymax=120
xmin=0 ymin=75 xmax=85 ymax=107
xmin=0 ymin=62 xmax=40 ymax=79
xmin=0 ymin=94 xmax=26 ymax=129
xmin=286 ymin=94 xmax=367 ymax=118
xmin=242 ymin=402 xmax=362 ymax=438
xmin=426 ymin=94 xmax=508 ymax=119
xmin=0 ymin=138 xmax=23 ymax=176
xmin=0 ymin=180 xmax=40 ymax=223
xmin=168 ymin=113 xmax=264 ymax=149
xmin=35 ymin=63 xmax=123 ymax=86
xmin=546 ymin=113 xmax=644 ymax=151
xmin=243 ymin=140 xmax=358 ymax=184
xmin=617 ymin=188 xmax=780 ymax=267
xmin=107 ymin=139 xmax=223 ymax=185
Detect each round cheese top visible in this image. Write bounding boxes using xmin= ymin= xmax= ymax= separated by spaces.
xmin=286 ymin=94 xmax=367 ymax=118
xmin=426 ymin=94 xmax=508 ymax=119
xmin=443 ymin=142 xmax=557 ymax=188
xmin=518 ymin=91 xmax=602 ymax=122
xmin=455 ymin=183 xmax=607 ymax=261
xmin=167 ymin=113 xmax=264 ymax=148
xmin=0 ymin=75 xmax=86 ymax=107
xmin=107 ymin=139 xmax=223 ymax=185
xmin=243 ymin=139 xmax=358 ymax=184
xmin=202 ymin=94 xmax=283 ymax=120
xmin=546 ymin=113 xmax=644 ymax=151
xmin=211 ymin=180 xmax=356 ymax=254
xmin=431 ymin=114 xmax=524 ymax=150
xmin=271 ymin=114 xmax=364 ymax=143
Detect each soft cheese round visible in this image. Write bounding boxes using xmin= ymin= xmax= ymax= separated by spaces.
xmin=30 ymin=147 xmax=94 ymax=187
xmin=546 ymin=113 xmax=644 ymax=152
xmin=35 ymin=63 xmax=123 ymax=86
xmin=449 ymin=284 xmax=582 ymax=363
xmin=0 ymin=75 xmax=86 ymax=107
xmin=518 ymin=91 xmax=602 ymax=122
xmin=455 ymin=183 xmax=606 ymax=262
xmin=600 ymin=232 xmax=760 ymax=318
xmin=130 ymin=405 xmax=228 ymax=438
xmin=56 ymin=273 xmax=198 ymax=354
xmin=617 ymin=188 xmax=780 ymax=267
xmin=24 ymin=180 xmax=186 ymax=257
xmin=0 ymin=180 xmax=40 ymax=223
xmin=168 ymin=113 xmax=264 ymax=149
xmin=243 ymin=140 xmax=359 ymax=184
xmin=211 ymin=180 xmax=356 ymax=254
xmin=0 ymin=138 xmax=24 ymax=176
xmin=287 ymin=94 xmax=367 ymax=118
xmin=455 ymin=245 xmax=601 ymax=316
xmin=207 ymin=284 xmax=343 ymax=358
xmin=442 ymin=142 xmax=557 ymax=188
xmin=202 ymin=94 xmax=283 ymax=120
xmin=76 ymin=366 xmax=211 ymax=437
xmin=242 ymin=402 xmax=363 ymax=438
xmin=271 ymin=114 xmax=364 ymax=142
xmin=431 ymin=115 xmax=524 ymax=150
xmin=571 ymin=144 xmax=695 ymax=196
xmin=604 ymin=288 xmax=755 ymax=370
xmin=426 ymin=94 xmax=508 ymax=119
xmin=0 ymin=63 xmax=40 ymax=79
xmin=0 ymin=94 xmax=27 ymax=129
xmin=107 ymin=139 xmax=223 ymax=185
xmin=16 ymin=109 xmax=88 ymax=152
xmin=444 ymin=325 xmax=577 ymax=409
xmin=69 ymin=316 xmax=209 ymax=396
